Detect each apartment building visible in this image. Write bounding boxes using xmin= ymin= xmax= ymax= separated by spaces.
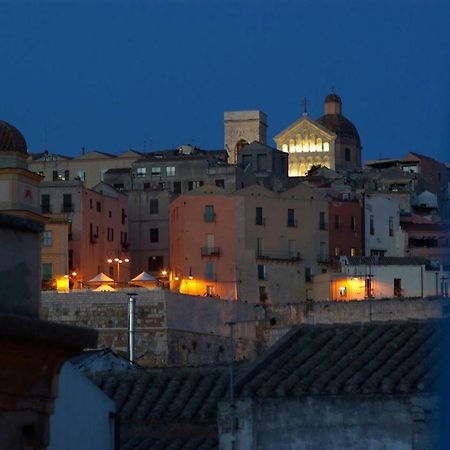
xmin=169 ymin=182 xmax=330 ymax=303
xmin=40 ymin=180 xmax=129 ymax=287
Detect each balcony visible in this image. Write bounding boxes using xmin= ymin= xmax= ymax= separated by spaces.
xmin=201 ymin=247 xmax=221 ymax=257
xmin=256 ymin=250 xmax=301 ymax=262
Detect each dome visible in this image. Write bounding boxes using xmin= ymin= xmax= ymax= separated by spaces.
xmin=325 ymin=93 xmax=342 ymax=104
xmin=317 ymin=114 xmax=361 ymax=147
xmin=0 ymin=121 xmax=27 ymax=154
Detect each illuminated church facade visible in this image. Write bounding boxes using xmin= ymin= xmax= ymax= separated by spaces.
xmin=225 ymin=93 xmax=362 ymax=177
xmin=274 ymin=93 xmax=362 ymax=176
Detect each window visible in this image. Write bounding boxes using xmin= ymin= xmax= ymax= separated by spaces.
xmin=204 ymin=205 xmax=215 ymax=222
xmin=173 ymin=181 xmax=182 ymax=194
xmin=41 ymin=194 xmax=50 ymax=214
xmin=305 ymin=267 xmax=312 ymax=283
xmin=166 ymin=166 xmax=176 ymax=177
xmin=257 ymin=264 xmax=266 ymax=280
xmin=52 ymin=170 xmax=58 ymax=181
xmin=42 ymin=230 xmax=53 ymax=247
xmin=288 ymin=240 xmax=296 ymax=258
xmin=68 ymin=250 xmax=74 ymax=270
xmin=77 ymin=170 xmax=86 ymax=181
xmin=256 ymin=154 xmax=267 ymax=171
xmin=206 ymin=233 xmax=214 ymax=249
xmin=150 ymin=199 xmax=159 ymax=215
xmin=188 ymin=181 xmax=203 ymax=190
xmin=339 ymin=286 xmax=347 ymax=297
xmin=136 ymin=167 xmax=147 ymax=177
xmin=64 ymin=170 xmax=70 ymax=180
xmin=350 ymin=247 xmax=357 ymax=256
xmin=256 ymin=238 xmax=264 ymax=256
xmin=151 ymin=166 xmax=161 ymax=176
xmin=345 ymin=148 xmax=351 ymax=162
xmin=215 ymin=179 xmax=225 ymax=188
xmin=206 ymin=285 xmax=216 ymax=296
xmin=206 ymin=261 xmax=215 ymax=280
xmin=121 ymin=209 xmax=126 ymax=224
xmin=96 ymin=201 xmax=102 ymax=212
xmin=287 ymin=209 xmax=296 ymax=227
xmin=150 ymin=228 xmax=159 ymax=243
xmin=62 ymin=194 xmax=73 ymax=212
xmin=389 ymin=216 xmax=394 ymax=237
xmin=259 ymin=286 xmax=268 ymax=303
xmin=148 ymin=256 xmax=164 ymax=272
xmin=42 ymin=263 xmax=53 ymax=280
xmin=334 ymin=247 xmax=341 ymax=257
xmin=394 ymin=278 xmax=402 ymax=297
xmin=370 ymin=215 xmax=375 ymax=235
xmin=255 ymin=207 xmax=264 ymax=226
xmin=89 ymin=199 xmax=93 ymax=209
xmin=319 ymin=211 xmax=326 ymax=230
xmin=334 ymin=215 xmax=340 ymax=230
xmin=350 ymin=216 xmax=357 ymax=232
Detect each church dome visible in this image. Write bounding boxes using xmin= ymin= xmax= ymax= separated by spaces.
xmin=0 ymin=121 xmax=27 ymax=154
xmin=317 ymin=114 xmax=361 ymax=146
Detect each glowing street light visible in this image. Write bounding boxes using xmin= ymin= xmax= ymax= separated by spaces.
xmin=107 ymin=257 xmax=130 ymax=288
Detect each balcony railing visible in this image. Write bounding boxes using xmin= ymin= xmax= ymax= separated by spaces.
xmin=201 ymin=247 xmax=220 ymax=257
xmin=256 ymin=250 xmax=301 ymax=262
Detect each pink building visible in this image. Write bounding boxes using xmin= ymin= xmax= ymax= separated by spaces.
xmin=170 ymin=186 xmax=238 ymax=299
xmin=40 ymin=180 xmax=130 ymax=287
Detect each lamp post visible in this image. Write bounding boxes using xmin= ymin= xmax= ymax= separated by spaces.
xmin=107 ymin=257 xmax=130 ymax=288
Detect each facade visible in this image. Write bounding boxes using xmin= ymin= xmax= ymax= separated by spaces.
xmin=40 ymin=180 xmax=129 ymax=287
xmin=49 ymin=362 xmax=116 ymax=450
xmin=274 ymin=93 xmax=362 ymax=176
xmin=236 ymin=141 xmax=288 ymax=190
xmin=364 ymin=193 xmax=406 ymax=257
xmin=224 ymin=110 xmax=267 ymax=164
xmin=28 ymin=149 xmax=143 ymax=189
xmin=327 ymin=199 xmax=363 ymax=262
xmin=169 ymin=183 xmax=329 ymax=303
xmin=313 ymin=256 xmax=449 ymax=301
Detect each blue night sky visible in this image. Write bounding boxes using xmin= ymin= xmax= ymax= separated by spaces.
xmin=0 ymin=0 xmax=449 ymax=163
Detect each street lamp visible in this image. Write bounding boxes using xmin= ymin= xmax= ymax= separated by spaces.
xmin=107 ymin=257 xmax=130 ymax=288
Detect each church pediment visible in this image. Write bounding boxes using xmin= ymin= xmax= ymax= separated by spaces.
xmin=274 ymin=116 xmax=336 ymax=145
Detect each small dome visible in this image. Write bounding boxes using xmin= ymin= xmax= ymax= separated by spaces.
xmin=317 ymin=114 xmax=361 ymax=147
xmin=0 ymin=121 xmax=27 ymax=154
xmin=325 ymin=93 xmax=342 ymax=104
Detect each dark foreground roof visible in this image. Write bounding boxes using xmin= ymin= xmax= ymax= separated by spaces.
xmin=92 ymin=366 xmax=229 ymax=450
xmin=236 ymin=321 xmax=449 ymax=398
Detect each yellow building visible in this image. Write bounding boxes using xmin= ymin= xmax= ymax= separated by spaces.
xmin=41 ymin=216 xmax=70 ymax=291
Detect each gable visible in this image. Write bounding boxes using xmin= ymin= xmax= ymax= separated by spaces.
xmin=274 ymin=116 xmax=336 ymax=145
xmin=77 ymin=150 xmax=116 ymax=160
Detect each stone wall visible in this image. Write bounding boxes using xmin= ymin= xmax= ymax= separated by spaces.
xmin=41 ymin=289 xmax=261 ymax=367
xmin=262 ymin=297 xmax=446 ymax=347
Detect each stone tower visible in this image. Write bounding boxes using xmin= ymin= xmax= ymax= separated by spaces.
xmin=224 ymin=111 xmax=267 ymax=164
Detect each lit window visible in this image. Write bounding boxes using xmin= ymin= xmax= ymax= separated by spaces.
xmin=42 ymin=230 xmax=53 ymax=247
xmin=151 ymin=166 xmax=161 ymax=176
xmin=136 ymin=167 xmax=147 ymax=177
xmin=166 ymin=166 xmax=176 ymax=177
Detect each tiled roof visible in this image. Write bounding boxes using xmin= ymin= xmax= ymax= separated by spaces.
xmin=92 ymin=366 xmax=229 ymax=450
xmin=235 ymin=321 xmax=449 ymax=398
xmin=0 ymin=120 xmax=27 ymax=153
